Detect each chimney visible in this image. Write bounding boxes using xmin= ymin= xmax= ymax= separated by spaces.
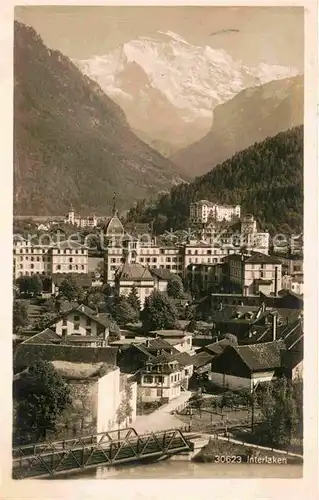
xmin=272 ymin=313 xmax=277 ymax=341
xmin=146 ymin=339 xmax=150 ymax=348
xmin=274 ymin=266 xmax=278 ymax=297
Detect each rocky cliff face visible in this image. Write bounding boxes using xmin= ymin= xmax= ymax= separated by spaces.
xmin=14 ymin=22 xmax=185 ymax=216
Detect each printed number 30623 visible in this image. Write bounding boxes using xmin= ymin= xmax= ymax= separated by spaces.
xmin=214 ymin=455 xmax=242 ymax=463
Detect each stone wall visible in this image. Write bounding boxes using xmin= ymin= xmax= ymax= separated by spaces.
xmin=48 ymin=380 xmax=98 ymax=440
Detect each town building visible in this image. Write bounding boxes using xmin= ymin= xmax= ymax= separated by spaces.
xmin=139 ymin=358 xmax=182 ymax=403
xmin=23 ymin=304 xmax=112 ymax=346
xmin=209 ymin=340 xmax=285 ymax=391
xmin=114 ymin=262 xmax=155 ymax=308
xmin=13 ymin=238 xmax=89 ymax=279
xmin=149 ymin=330 xmax=193 ymax=353
xmin=190 ymin=201 xmax=241 ymax=224
xmin=227 ymin=252 xmax=282 ymax=295
xmin=64 ymin=206 xmax=98 ymax=228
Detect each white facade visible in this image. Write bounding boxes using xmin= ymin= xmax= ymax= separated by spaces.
xmin=115 ymin=278 xmax=155 ymax=309
xmin=97 ymin=368 xmax=137 ymax=433
xmin=210 ymin=370 xmax=276 ymax=391
xmin=54 ymin=310 xmax=109 ymax=341
xmin=190 ymin=201 xmax=241 ymax=224
xmin=65 ymin=208 xmax=97 ymax=228
xmin=140 ymin=368 xmax=182 ymax=402
xmin=13 ymin=239 xmax=88 ymax=279
xmin=229 ymin=258 xmax=282 ymax=295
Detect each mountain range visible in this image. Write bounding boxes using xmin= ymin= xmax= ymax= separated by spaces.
xmin=171 ymin=75 xmax=304 ymax=176
xmin=76 ymin=30 xmax=300 ymax=156
xmin=14 ymin=22 xmax=185 ymax=216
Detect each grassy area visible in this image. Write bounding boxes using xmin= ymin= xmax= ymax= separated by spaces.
xmin=193 ymin=439 xmax=303 ymax=465
xmin=177 ymin=407 xmax=261 ymax=433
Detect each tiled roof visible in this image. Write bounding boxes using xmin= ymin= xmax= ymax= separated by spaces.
xmin=232 ymin=341 xmax=285 ymax=371
xmin=202 ymin=339 xmax=231 ymax=355
xmin=228 ymin=252 xmax=282 ymax=265
xmin=146 ymin=338 xmax=175 ymax=349
xmin=104 ymin=215 xmax=124 ymax=236
xmin=14 ymin=344 xmax=118 ymax=371
xmin=151 ymin=330 xmax=190 ymax=338
xmin=150 ymin=268 xmax=175 ymax=281
xmin=192 ymin=351 xmax=215 ymax=368
xmin=22 ymin=328 xmax=61 ymax=345
xmin=115 ymin=262 xmax=154 ymax=281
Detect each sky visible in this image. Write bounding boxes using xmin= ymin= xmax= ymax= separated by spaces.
xmin=15 ymin=6 xmax=304 ymax=70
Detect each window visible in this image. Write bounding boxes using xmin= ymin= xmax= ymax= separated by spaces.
xmin=31 ymin=257 xmax=34 ymax=262
xmin=62 ymin=327 xmax=67 ymax=337
xmin=69 ymin=265 xmax=72 ymax=270
xmin=62 ymin=318 xmax=67 ymax=326
xmin=207 ymin=250 xmax=212 ymax=255
xmin=157 ymin=388 xmax=162 ymax=397
xmin=260 ymin=271 xmax=264 ymax=278
xmin=81 ymin=265 xmax=85 ymax=270
xmin=69 ymin=257 xmax=73 ymax=263
xmin=166 ymin=257 xmax=171 ymax=262
xmin=74 ymin=315 xmax=80 ymax=321
xmin=86 ymin=328 xmax=91 ymax=335
xmin=74 ymin=323 xmax=80 ymax=331
xmin=144 ymin=375 xmax=153 ymax=384
xmin=57 ymin=264 xmax=61 ymax=270
xmin=152 ymin=258 xmax=157 ymax=263
xmin=30 ymin=264 xmax=34 ymax=269
xmin=36 ymin=257 xmax=40 ymax=261
xmin=111 ymin=258 xmax=116 ymax=263
xmin=19 ymin=264 xmax=23 ymax=269
xmin=155 ymin=376 xmax=162 ymax=383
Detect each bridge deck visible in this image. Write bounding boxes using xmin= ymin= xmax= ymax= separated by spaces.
xmin=12 ymin=427 xmax=191 ymax=479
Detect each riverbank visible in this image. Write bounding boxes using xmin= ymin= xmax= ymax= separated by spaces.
xmin=192 ymin=438 xmax=303 ymax=465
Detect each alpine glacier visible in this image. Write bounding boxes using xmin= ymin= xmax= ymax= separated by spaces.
xmin=75 ymin=31 xmax=300 ymax=153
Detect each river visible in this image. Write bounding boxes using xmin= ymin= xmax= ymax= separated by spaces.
xmin=50 ymin=456 xmax=302 ymax=480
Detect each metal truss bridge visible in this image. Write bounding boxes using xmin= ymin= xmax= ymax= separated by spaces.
xmin=12 ymin=427 xmax=191 ymax=479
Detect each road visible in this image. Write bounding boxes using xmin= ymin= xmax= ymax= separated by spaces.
xmin=133 ymin=391 xmax=192 ymax=434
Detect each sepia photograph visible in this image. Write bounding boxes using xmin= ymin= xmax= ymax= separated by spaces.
xmin=11 ymin=5 xmax=307 ymax=482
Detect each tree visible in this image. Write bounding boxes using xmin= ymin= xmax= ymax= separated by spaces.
xmin=16 ymin=275 xmax=43 ymax=297
xmin=127 ymin=285 xmax=141 ymax=313
xmin=109 ymin=320 xmax=121 ymax=341
xmin=112 ymin=296 xmax=139 ymax=327
xmin=58 ymin=278 xmax=81 ymax=302
xmin=84 ymin=290 xmax=104 ymax=311
xmin=258 ymin=377 xmax=301 ymax=447
xmin=141 ymin=291 xmax=178 ymax=332
xmin=167 ymin=275 xmax=184 ymax=299
xmin=223 ymin=333 xmax=238 ymax=345
xmin=116 ymin=383 xmax=133 ymax=437
xmin=186 ymin=319 xmax=198 ymax=333
xmin=14 ymin=361 xmax=71 ymax=443
xmin=13 ymin=300 xmax=29 ymax=333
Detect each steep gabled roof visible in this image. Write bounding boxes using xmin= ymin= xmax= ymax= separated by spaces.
xmin=192 ymin=351 xmax=215 ymax=368
xmin=150 ymin=268 xmax=175 ymax=281
xmin=22 ymin=328 xmax=61 ymax=345
xmin=115 ymin=262 xmax=153 ymax=281
xmin=48 ymin=304 xmax=111 ymax=329
xmin=231 ymin=340 xmax=285 ymax=372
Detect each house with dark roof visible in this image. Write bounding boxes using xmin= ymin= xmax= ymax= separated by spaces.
xmin=41 ymin=304 xmax=111 ymax=346
xmin=210 ymin=340 xmax=285 ymax=391
xmin=116 ymin=337 xmax=179 ymax=374
xmin=150 ymin=267 xmax=175 ymax=293
xmin=114 ymin=262 xmax=155 ymax=308
xmin=139 ymin=357 xmax=183 ymax=403
xmin=150 ymin=329 xmax=193 ymax=353
xmin=227 ymin=252 xmax=282 ymax=296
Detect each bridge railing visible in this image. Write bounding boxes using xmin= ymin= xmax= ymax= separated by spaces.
xmin=12 ymin=427 xmax=192 ymax=478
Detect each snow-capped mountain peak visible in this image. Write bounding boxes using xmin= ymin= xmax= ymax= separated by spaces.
xmin=75 ymin=31 xmax=300 ymax=153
